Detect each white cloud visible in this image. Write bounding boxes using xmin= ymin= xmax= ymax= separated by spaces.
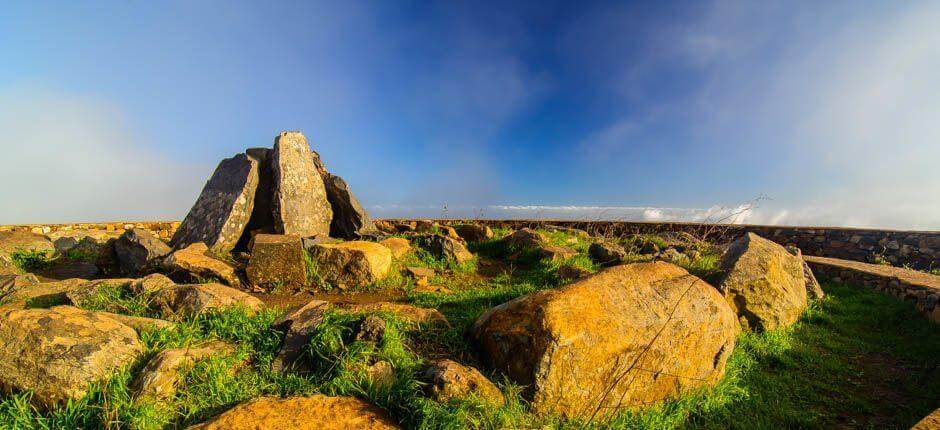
xmin=0 ymin=87 xmax=210 ymax=224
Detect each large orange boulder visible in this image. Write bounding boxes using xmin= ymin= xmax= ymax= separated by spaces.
xmin=310 ymin=241 xmax=392 ymax=289
xmin=470 ymin=261 xmax=738 ymax=419
xmin=187 ymin=395 xmax=399 ymax=429
xmin=718 ymin=233 xmax=808 ymax=330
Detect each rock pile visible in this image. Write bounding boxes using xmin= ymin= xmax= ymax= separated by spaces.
xmin=171 ymin=131 xmax=375 ymax=254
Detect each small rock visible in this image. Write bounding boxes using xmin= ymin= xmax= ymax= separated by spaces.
xmin=415 ymin=220 xmax=436 ymax=233
xmin=186 ymin=395 xmax=399 ymax=430
xmin=439 ymin=226 xmax=462 ymax=241
xmin=130 ymin=273 xmax=176 ymax=296
xmin=537 ymin=244 xmax=577 ymax=262
xmin=41 ymin=261 xmax=99 ymax=280
xmin=658 ymin=248 xmax=687 ymax=263
xmin=556 ymin=264 xmax=591 ymax=282
xmin=418 ymin=235 xmax=474 ymax=264
xmin=163 ymin=243 xmax=240 ymax=287
xmin=588 ymin=242 xmax=627 ymax=266
xmin=403 ymin=266 xmax=436 ymax=282
xmin=363 ymin=360 xmax=395 ymax=387
xmin=423 ymin=359 xmax=504 ymax=406
xmin=114 ymin=228 xmax=172 ymax=274
xmin=454 ymin=224 xmax=494 ymax=243
xmin=502 ymin=228 xmax=545 ymax=249
xmin=133 ymin=341 xmax=234 ymax=400
xmin=151 ymin=283 xmax=263 ymax=317
xmin=246 ymin=234 xmax=307 ymax=290
xmin=272 ymin=300 xmax=331 ymax=372
xmin=337 ymin=302 xmax=448 ymax=325
xmin=355 ymin=315 xmax=386 ymax=342
xmin=378 ymin=237 xmax=411 ymax=259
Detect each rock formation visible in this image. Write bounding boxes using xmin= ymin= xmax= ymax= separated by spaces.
xmin=271 ymin=131 xmax=333 ymax=237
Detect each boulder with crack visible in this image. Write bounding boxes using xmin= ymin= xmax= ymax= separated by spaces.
xmin=309 ymin=241 xmax=391 ymax=289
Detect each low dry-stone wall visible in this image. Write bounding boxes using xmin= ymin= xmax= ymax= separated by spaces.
xmin=0 ymin=222 xmax=179 ymax=240
xmin=415 ymin=219 xmax=940 ymax=271
xmin=805 ymin=256 xmax=940 ymax=324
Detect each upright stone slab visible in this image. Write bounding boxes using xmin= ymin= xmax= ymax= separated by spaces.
xmin=237 ymin=148 xmax=277 ymax=250
xmin=171 ymin=154 xmax=259 ymax=253
xmin=323 ymin=173 xmax=376 ymax=239
xmin=271 ymin=131 xmax=332 ymax=237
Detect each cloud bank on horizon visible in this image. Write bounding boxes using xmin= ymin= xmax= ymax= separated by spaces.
xmin=0 ymin=1 xmax=938 ymax=229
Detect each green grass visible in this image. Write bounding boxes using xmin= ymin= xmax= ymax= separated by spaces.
xmin=10 ymin=249 xmax=55 ymax=272
xmin=2 ymin=227 xmax=938 ymax=429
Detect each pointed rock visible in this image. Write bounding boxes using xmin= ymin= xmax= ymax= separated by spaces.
xmin=323 ymin=173 xmax=376 ymax=239
xmin=171 ymin=153 xmax=260 ymax=253
xmin=271 ymin=131 xmax=332 ymax=237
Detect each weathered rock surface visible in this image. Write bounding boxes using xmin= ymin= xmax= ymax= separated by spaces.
xmin=246 ymin=234 xmax=307 ymax=290
xmin=403 ymin=266 xmax=436 ymax=283
xmin=0 ymin=258 xmax=20 ymax=276
xmin=912 ymin=408 xmax=940 ymax=430
xmin=0 ymin=306 xmax=143 ymax=407
xmin=502 ymin=228 xmax=545 ymax=249
xmin=454 ymin=224 xmax=494 ymax=243
xmin=187 ymin=395 xmax=399 ymax=430
xmin=272 ymin=300 xmax=330 ymax=372
xmin=134 ymin=341 xmax=234 ymax=400
xmin=378 ymin=237 xmax=411 ymax=259
xmin=163 ymin=243 xmax=240 ymax=286
xmin=423 ymin=359 xmax=504 ymax=405
xmin=171 ymin=153 xmax=260 ymax=253
xmin=310 ymin=241 xmax=392 ymax=289
xmin=240 ymin=147 xmax=277 ymax=250
xmin=718 ymin=233 xmax=808 ymax=331
xmin=95 ymin=311 xmax=175 ymax=332
xmin=271 ymin=131 xmax=332 ymax=237
xmin=786 ymin=245 xmax=825 ymax=300
xmin=0 ymin=231 xmax=54 ymax=263
xmin=589 ymin=242 xmax=628 ymax=267
xmin=41 ymin=261 xmax=100 ymax=280
xmin=0 ymin=278 xmax=84 ymax=307
xmin=65 ymin=278 xmax=135 ymax=305
xmin=418 ymin=235 xmax=473 ymax=264
xmin=537 ymin=244 xmax=577 ymax=262
xmin=0 ymin=273 xmax=39 ymax=303
xmin=130 ymin=273 xmax=176 ymax=296
xmin=151 ymin=283 xmax=263 ymax=316
xmin=114 ymin=228 xmax=172 ymax=274
xmin=323 ymin=173 xmax=376 ymax=239
xmin=556 ymin=264 xmax=591 ymax=282
xmin=338 ymin=302 xmax=447 ymax=325
xmin=355 ymin=315 xmax=386 ymax=343
xmin=470 ymin=262 xmax=738 ymax=418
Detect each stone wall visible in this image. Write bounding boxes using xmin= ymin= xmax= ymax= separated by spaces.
xmin=415 ymin=219 xmax=940 ymax=270
xmin=0 ymin=221 xmax=180 ymax=241
xmin=805 ymin=256 xmax=940 ymax=324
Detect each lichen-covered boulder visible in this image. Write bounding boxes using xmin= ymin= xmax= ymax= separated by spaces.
xmin=322 ymin=173 xmax=376 ymax=239
xmin=310 ymin=241 xmax=391 ymax=289
xmin=151 ymin=283 xmax=263 ymax=316
xmin=0 ymin=306 xmax=143 ymax=407
xmin=0 ymin=273 xmax=40 ymax=303
xmin=187 ymin=395 xmax=399 ymax=430
xmin=423 ymin=359 xmax=504 ymax=405
xmin=502 ymin=228 xmax=545 ymax=249
xmin=455 ymin=224 xmax=493 ymax=243
xmin=418 ymin=235 xmax=473 ymax=264
xmin=114 ymin=228 xmax=172 ymax=274
xmin=271 ymin=131 xmax=332 ymax=237
xmin=718 ymin=233 xmax=808 ymax=330
xmin=134 ymin=341 xmax=234 ymax=400
xmin=170 ymin=153 xmax=260 ymax=253
xmin=130 ymin=273 xmax=176 ymax=296
xmin=246 ymin=234 xmax=307 ymax=290
xmin=378 ymin=237 xmax=411 ymax=259
xmin=470 ymin=262 xmax=738 ymax=419
xmin=163 ymin=243 xmax=240 ymax=287
xmin=589 ymin=242 xmax=628 ymax=266
xmin=0 ymin=231 xmax=54 ymax=263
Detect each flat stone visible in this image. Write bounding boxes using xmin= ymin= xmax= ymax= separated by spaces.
xmin=271 ymin=131 xmax=332 ymax=237
xmin=163 ymin=243 xmax=240 ymax=287
xmin=151 ymin=283 xmax=263 ymax=317
xmin=171 ymin=153 xmax=260 ymax=253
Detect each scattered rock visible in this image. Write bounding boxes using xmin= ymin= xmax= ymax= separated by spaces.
xmin=373 ymin=220 xmax=396 ymax=234
xmin=355 ymin=315 xmax=386 ymax=342
xmin=0 ymin=306 xmax=144 ymax=407
xmin=536 ymin=244 xmax=577 ymax=262
xmin=52 ymin=233 xmax=117 ymax=265
xmin=95 ymin=311 xmax=175 ymax=332
xmin=454 ymin=224 xmax=494 ymax=243
xmin=338 ymin=302 xmax=448 ymax=325
xmin=170 ymin=153 xmax=260 ymax=253
xmin=310 ymin=241 xmax=392 ymax=289
xmin=0 ymin=278 xmax=85 ymax=307
xmin=134 ymin=341 xmax=234 ymax=400
xmin=502 ymin=228 xmax=545 ymax=249
xmin=0 ymin=258 xmax=20 ymax=276
xmin=415 ymin=220 xmax=436 ymax=233
xmin=423 ymin=359 xmax=504 ymax=406
xmin=363 ymin=360 xmax=395 ymax=387
xmin=130 ymin=273 xmax=176 ymax=296
xmin=403 ymin=266 xmax=436 ymax=282
xmin=658 ymin=248 xmax=687 ymax=264
xmin=0 ymin=231 xmax=54 ymax=263
xmin=439 ymin=226 xmax=462 ymax=241
xmin=588 ymin=242 xmax=627 ymax=267
xmin=246 ymin=234 xmax=307 ymax=290
xmin=163 ymin=243 xmax=240 ymax=287
xmin=186 ymin=395 xmax=399 ymax=430
xmin=718 ymin=233 xmax=808 ymax=331
xmin=413 ymin=284 xmax=452 ymax=294
xmin=393 ymin=221 xmax=417 ymax=233
xmin=114 ymin=228 xmax=172 ymax=274
xmin=41 ymin=261 xmax=99 ymax=280
xmin=545 ymin=225 xmax=591 ymax=238
xmin=271 ymin=131 xmax=333 ymax=237
xmin=470 ymin=262 xmax=738 ymax=418
xmin=271 ymin=300 xmax=330 ymax=372
xmin=151 ymin=283 xmax=263 ymax=317
xmin=65 ymin=278 xmax=135 ymax=305
xmin=0 ymin=273 xmax=40 ymax=303
xmin=556 ymin=264 xmax=591 ymax=282
xmin=786 ymin=245 xmax=825 ymax=300
xmin=418 ymin=235 xmax=473 ymax=264
xmin=378 ymin=237 xmax=411 ymax=259
xmin=322 ymin=173 xmax=376 ymax=239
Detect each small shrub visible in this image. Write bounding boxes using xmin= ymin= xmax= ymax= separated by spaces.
xmin=10 ymin=249 xmax=54 ymax=272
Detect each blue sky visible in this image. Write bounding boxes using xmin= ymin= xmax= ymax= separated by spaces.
xmin=2 ymin=1 xmax=938 ymax=228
